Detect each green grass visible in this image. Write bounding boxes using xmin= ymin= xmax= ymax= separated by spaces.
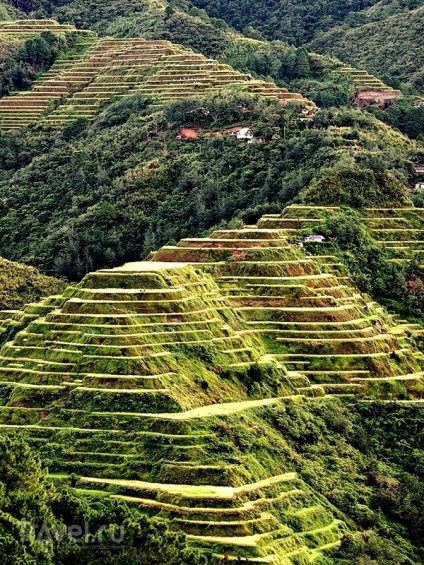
xmin=2 ymin=211 xmax=424 ymax=560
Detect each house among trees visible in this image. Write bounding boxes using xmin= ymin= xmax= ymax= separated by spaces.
xmin=304 ymin=235 xmax=325 ymax=243
xmin=291 ymin=108 xmax=316 ymax=124
xmin=226 ymin=127 xmax=264 ymax=143
xmin=414 ymin=165 xmax=424 ymax=174
xmin=236 ymin=127 xmax=254 ymax=141
xmin=414 ymin=100 xmax=424 ymax=108
xmin=415 ymin=182 xmax=424 ymax=189
xmin=297 ymin=108 xmax=315 ymax=121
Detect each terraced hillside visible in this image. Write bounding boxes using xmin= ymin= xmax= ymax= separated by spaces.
xmin=1 ymin=211 xmax=424 ymax=560
xmin=266 ymin=205 xmax=424 ymax=262
xmin=0 ymin=20 xmax=308 ymax=131
xmin=150 ymin=224 xmax=424 ymax=400
xmin=334 ymin=63 xmax=402 ymax=104
xmin=0 ymin=262 xmax=348 ymax=563
xmin=309 ymin=53 xmax=403 ymax=100
xmin=0 ymin=20 xmax=97 ymax=130
xmin=336 ymin=65 xmax=398 ymax=93
xmin=0 ymin=18 xmax=79 ymax=43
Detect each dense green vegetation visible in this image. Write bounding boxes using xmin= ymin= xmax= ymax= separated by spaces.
xmin=0 ymin=255 xmax=65 ymax=309
xmin=0 ymin=435 xmax=208 ymax=564
xmin=186 ymin=0 xmax=381 ymax=44
xmin=267 ymin=400 xmax=424 ymax=563
xmin=0 ymin=94 xmax=417 ymax=279
xmin=1 ymin=208 xmax=424 ymax=561
xmin=184 ymin=0 xmax=424 ymax=93
xmin=2 ymin=400 xmax=424 ymax=564
xmin=366 ymin=98 xmax=424 ymax=141
xmin=0 ymin=0 xmax=365 ymax=108
xmin=0 ymin=30 xmax=80 ymax=95
xmin=309 ymin=5 xmax=424 ymax=94
xmin=1 ymin=2 xmax=424 ymax=563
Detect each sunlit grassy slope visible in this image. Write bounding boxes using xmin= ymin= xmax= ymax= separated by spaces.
xmin=1 ymin=209 xmax=423 ymax=561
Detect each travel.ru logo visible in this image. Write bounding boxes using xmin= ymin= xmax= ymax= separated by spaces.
xmin=20 ymin=521 xmax=126 ymax=549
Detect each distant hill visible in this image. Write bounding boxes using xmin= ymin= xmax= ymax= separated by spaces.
xmin=187 ymin=0 xmax=382 ymax=44
xmin=309 ymin=4 xmax=424 ymax=93
xmin=0 ymin=20 xmax=308 ymax=131
xmin=0 ymin=256 xmax=65 ymax=310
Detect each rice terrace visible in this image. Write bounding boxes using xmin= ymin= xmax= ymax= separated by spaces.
xmin=0 ymin=2 xmax=424 ymax=564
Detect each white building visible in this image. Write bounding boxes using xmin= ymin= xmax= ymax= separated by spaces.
xmin=304 ymin=235 xmax=326 ymax=243
xmin=236 ymin=127 xmax=254 ymax=141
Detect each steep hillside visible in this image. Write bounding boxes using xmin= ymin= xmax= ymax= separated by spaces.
xmin=309 ymin=5 xmax=424 ymax=93
xmin=255 ymin=205 xmax=424 ymax=320
xmin=1 ymin=216 xmax=424 ymax=561
xmin=0 ymin=20 xmax=309 ymax=131
xmin=0 ymin=97 xmax=418 ymax=280
xmin=0 ymin=19 xmax=95 ymax=95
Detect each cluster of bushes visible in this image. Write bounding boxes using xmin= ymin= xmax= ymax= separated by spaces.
xmin=1 ymin=31 xmax=77 ymax=96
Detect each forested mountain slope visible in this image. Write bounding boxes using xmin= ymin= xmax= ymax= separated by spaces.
xmin=185 ymin=0 xmax=381 ymax=44
xmin=0 ymin=94 xmax=418 ymax=279
xmin=180 ymin=0 xmax=424 ymax=95
xmin=309 ymin=4 xmax=424 ymax=93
